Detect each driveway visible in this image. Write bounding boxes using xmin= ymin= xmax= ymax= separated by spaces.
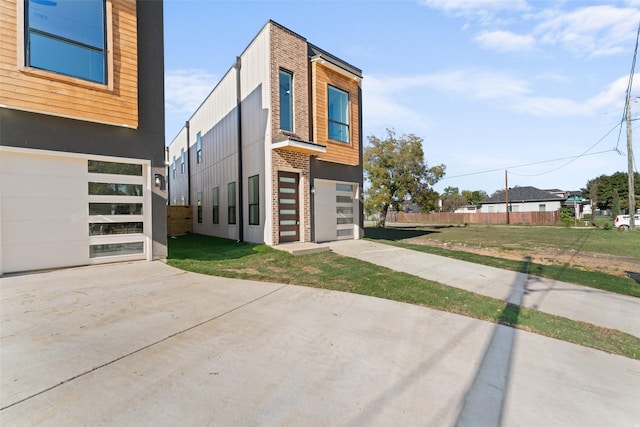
xmin=1 ymin=261 xmax=639 ymax=426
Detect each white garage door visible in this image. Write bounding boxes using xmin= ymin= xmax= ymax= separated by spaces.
xmin=313 ymin=179 xmax=360 ymax=242
xmin=0 ymin=149 xmax=150 ymax=275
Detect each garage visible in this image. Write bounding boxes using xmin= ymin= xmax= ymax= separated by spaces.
xmin=313 ymin=178 xmax=361 ymax=242
xmin=0 ymin=148 xmax=151 ymax=275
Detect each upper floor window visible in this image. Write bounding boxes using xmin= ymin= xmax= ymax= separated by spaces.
xmin=196 ymin=132 xmax=202 ymax=164
xmin=180 ymin=148 xmax=185 ymax=174
xmin=172 ymin=156 xmax=177 ymax=179
xmin=25 ymin=0 xmax=107 ymax=84
xmin=328 ymin=85 xmax=349 ymax=143
xmin=279 ymin=69 xmax=293 ymax=131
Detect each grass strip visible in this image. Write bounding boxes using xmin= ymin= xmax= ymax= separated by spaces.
xmin=364 ymin=235 xmax=640 ymax=298
xmin=168 ymin=234 xmax=640 ymax=360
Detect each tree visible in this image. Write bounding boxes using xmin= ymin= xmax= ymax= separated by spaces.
xmin=462 ymin=189 xmax=488 ymax=205
xmin=441 ymin=187 xmax=466 ymax=212
xmin=364 ymin=129 xmax=445 ymax=226
xmin=582 ymin=172 xmax=640 ymax=212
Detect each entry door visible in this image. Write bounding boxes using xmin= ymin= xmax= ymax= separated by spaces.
xmin=278 ymin=171 xmax=299 ymax=243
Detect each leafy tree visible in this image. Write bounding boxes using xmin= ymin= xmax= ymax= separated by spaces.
xmin=441 ymin=186 xmax=466 ymax=212
xmin=612 ymin=190 xmax=621 ymax=217
xmin=364 ymin=129 xmax=445 ymax=226
xmin=462 ymin=189 xmax=488 ymax=205
xmin=582 ymin=172 xmax=639 ymax=212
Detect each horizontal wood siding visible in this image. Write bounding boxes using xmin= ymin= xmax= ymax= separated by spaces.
xmin=312 ymin=61 xmax=360 ymax=166
xmin=388 ymin=211 xmax=561 ymax=225
xmin=167 ymin=206 xmax=193 ymax=236
xmin=0 ymin=0 xmax=139 ymax=128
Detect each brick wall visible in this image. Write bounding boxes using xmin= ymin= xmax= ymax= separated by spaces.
xmin=272 ymin=149 xmax=311 ymax=244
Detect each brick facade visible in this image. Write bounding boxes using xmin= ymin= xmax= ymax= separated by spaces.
xmin=269 ymin=23 xmax=312 ymax=244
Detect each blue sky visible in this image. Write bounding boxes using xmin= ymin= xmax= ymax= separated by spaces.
xmin=164 ymin=0 xmax=640 ymax=195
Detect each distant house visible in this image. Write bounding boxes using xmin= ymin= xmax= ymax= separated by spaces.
xmin=454 ymin=205 xmax=481 ymax=213
xmin=479 ymin=186 xmax=564 ymax=213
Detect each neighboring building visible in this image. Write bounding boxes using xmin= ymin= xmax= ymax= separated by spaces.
xmin=454 ymin=205 xmax=481 ymax=213
xmin=167 ymin=20 xmax=363 ymax=245
xmin=479 ymin=186 xmax=564 ymax=213
xmin=0 ymin=0 xmax=167 ymax=275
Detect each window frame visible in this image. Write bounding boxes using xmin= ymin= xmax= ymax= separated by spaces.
xmin=248 ymin=175 xmax=259 ymax=226
xmin=18 ymin=0 xmax=114 ymax=90
xmin=196 ymin=132 xmax=202 ymax=164
xmin=279 ymin=69 xmax=293 ymax=132
xmin=196 ymin=191 xmax=203 ymax=224
xmin=212 ymin=187 xmax=219 ymax=225
xmin=327 ymin=84 xmax=350 ymax=143
xmin=180 ymin=148 xmax=185 ymax=174
xmin=228 ymin=182 xmax=236 ymax=225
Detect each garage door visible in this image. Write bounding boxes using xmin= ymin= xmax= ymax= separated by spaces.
xmin=313 ymin=179 xmax=359 ymax=242
xmin=0 ymin=149 xmax=150 ymax=274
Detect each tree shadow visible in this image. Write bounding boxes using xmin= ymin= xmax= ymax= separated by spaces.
xmin=364 ymin=226 xmax=440 ymax=241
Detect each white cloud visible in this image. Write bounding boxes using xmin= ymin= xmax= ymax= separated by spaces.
xmin=474 ymin=30 xmax=535 ymax=52
xmin=535 ymin=5 xmax=640 ymax=58
xmin=420 ymin=0 xmax=529 ymax=16
xmin=165 ymin=69 xmax=219 ymax=115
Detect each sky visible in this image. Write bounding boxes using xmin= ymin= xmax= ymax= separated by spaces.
xmin=163 ymin=0 xmax=640 ymax=195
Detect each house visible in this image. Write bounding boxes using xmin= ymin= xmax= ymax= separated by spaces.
xmin=479 ymin=186 xmax=564 ymax=213
xmin=0 ymin=0 xmax=167 ymax=275
xmin=454 ymin=205 xmax=481 ymax=213
xmin=167 ymin=20 xmax=363 ymax=245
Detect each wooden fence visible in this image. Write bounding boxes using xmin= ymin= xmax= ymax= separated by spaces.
xmin=388 ymin=211 xmax=560 ymax=225
xmin=167 ymin=205 xmax=193 ymax=236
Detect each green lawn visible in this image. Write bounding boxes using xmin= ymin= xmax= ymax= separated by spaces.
xmin=167 ymin=233 xmax=640 ymax=360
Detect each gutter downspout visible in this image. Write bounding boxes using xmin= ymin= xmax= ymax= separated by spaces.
xmin=165 ymin=146 xmax=170 ymax=205
xmin=234 ymin=56 xmax=244 ymax=242
xmin=185 ymin=120 xmax=191 ymax=206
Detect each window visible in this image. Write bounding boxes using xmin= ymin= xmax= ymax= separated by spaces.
xmin=212 ymin=187 xmax=219 ymax=224
xmin=539 ymin=204 xmax=546 ymax=212
xmin=197 ymin=191 xmax=203 ymax=223
xmin=279 ymin=70 xmax=293 ymax=131
xmin=25 ymin=0 xmax=107 ymax=84
xmin=180 ymin=149 xmax=185 ymax=174
xmin=228 ymin=182 xmax=236 ymax=224
xmin=328 ymin=85 xmax=349 ymax=143
xmin=172 ymin=156 xmax=177 ymax=179
xmin=196 ymin=132 xmax=202 ymax=164
xmin=88 ymin=160 xmax=142 ymax=176
xmin=248 ymin=175 xmax=259 ymax=225
xmin=89 ymin=183 xmax=142 ymax=196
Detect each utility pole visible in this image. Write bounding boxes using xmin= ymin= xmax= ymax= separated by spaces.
xmin=505 ymin=170 xmax=510 ymax=225
xmin=627 ymin=95 xmax=636 ymax=228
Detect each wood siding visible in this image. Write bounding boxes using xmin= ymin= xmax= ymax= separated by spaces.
xmin=312 ymin=61 xmax=360 ymax=166
xmin=0 ymin=0 xmax=139 ymax=128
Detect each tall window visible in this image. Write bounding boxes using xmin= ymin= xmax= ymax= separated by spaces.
xmin=196 ymin=132 xmax=202 ymax=164
xmin=248 ymin=175 xmax=259 ymax=225
xmin=172 ymin=156 xmax=177 ymax=179
xmin=328 ymin=85 xmax=349 ymax=143
xmin=180 ymin=149 xmax=185 ymax=174
xmin=212 ymin=187 xmax=219 ymax=224
xmin=228 ymin=182 xmax=236 ymax=225
xmin=279 ymin=70 xmax=293 ymax=131
xmin=196 ymin=191 xmax=203 ymax=223
xmin=25 ymin=0 xmax=107 ymax=84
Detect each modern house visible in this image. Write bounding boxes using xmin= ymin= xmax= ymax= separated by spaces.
xmin=479 ymin=186 xmax=565 ymax=213
xmin=167 ymin=20 xmax=363 ymax=245
xmin=0 ymin=0 xmax=167 ymax=275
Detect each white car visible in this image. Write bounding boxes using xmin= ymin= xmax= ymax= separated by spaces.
xmin=614 ymin=214 xmax=640 ymax=230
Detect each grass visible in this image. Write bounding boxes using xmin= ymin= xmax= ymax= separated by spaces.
xmin=365 ymin=226 xmax=640 ymax=298
xmin=167 ymin=233 xmax=640 ymax=361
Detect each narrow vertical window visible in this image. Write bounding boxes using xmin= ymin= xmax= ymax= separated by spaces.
xmin=172 ymin=156 xmax=177 ymax=179
xmin=197 ymin=191 xmax=203 ymax=223
xmin=279 ymin=69 xmax=293 ymax=131
xmin=212 ymin=187 xmax=219 ymax=224
xmin=328 ymin=85 xmax=349 ymax=143
xmin=196 ymin=132 xmax=202 ymax=164
xmin=248 ymin=175 xmax=259 ymax=225
xmin=25 ymin=0 xmax=107 ymax=84
xmin=180 ymin=148 xmax=185 ymax=174
xmin=228 ymin=182 xmax=236 ymax=225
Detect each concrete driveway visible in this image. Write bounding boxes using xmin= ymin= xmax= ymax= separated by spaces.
xmin=1 ymin=261 xmax=639 ymax=426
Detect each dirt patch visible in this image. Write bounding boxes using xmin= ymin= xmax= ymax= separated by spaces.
xmin=302 ymin=266 xmax=322 ymax=275
xmin=404 ymin=238 xmax=640 ymax=278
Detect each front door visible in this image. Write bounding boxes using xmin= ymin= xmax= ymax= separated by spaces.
xmin=278 ymin=171 xmax=299 ymax=243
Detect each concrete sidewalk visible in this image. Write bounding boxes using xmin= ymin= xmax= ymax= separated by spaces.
xmin=328 ymin=239 xmax=640 ymax=337
xmin=1 ymin=261 xmax=639 ymax=426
